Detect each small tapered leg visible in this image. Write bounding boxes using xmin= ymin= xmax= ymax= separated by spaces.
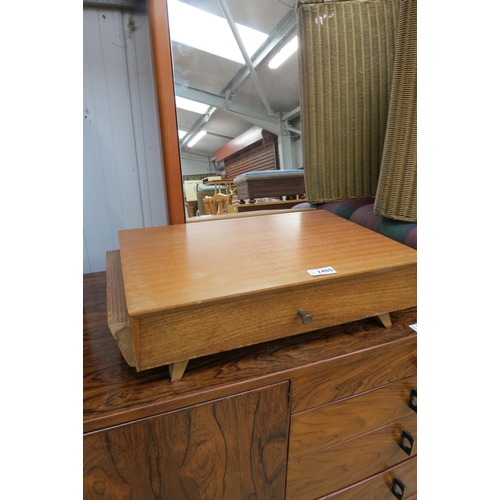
xmin=377 ymin=313 xmax=392 ymax=328
xmin=169 ymin=360 xmax=189 ymax=381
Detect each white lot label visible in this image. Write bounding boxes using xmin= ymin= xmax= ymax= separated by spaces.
xmin=307 ymin=266 xmax=337 ymax=276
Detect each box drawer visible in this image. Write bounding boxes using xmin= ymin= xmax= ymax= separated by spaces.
xmin=286 ymin=413 xmax=417 ymax=500
xmin=113 ymin=211 xmax=416 ymax=378
xmin=291 ymin=335 xmax=416 ymax=413
xmin=289 ymin=375 xmax=417 ymax=459
xmin=135 ymin=266 xmax=416 ymax=371
xmin=321 ymin=456 xmax=417 ymax=500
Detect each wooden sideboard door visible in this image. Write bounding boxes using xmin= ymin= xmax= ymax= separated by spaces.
xmin=83 ymin=381 xmax=290 ymax=499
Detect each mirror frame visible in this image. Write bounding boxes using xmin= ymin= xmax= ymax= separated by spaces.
xmin=148 ymin=0 xmax=186 ymax=224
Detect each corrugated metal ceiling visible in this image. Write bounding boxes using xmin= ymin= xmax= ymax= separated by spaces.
xmin=171 ymin=0 xmax=300 ymax=159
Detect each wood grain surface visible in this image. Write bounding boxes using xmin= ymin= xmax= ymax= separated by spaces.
xmin=321 ymin=456 xmax=417 ymax=500
xmin=291 ymin=335 xmax=417 ymax=413
xmin=134 ymin=264 xmax=416 ymax=371
xmin=289 ymin=375 xmax=417 ymax=458
xmin=286 ymin=413 xmax=417 ymax=500
xmin=105 ymin=250 xmax=135 ymax=366
xmin=83 ymin=272 xmax=416 ymax=433
xmin=118 ymin=210 xmax=416 ymax=317
xmin=84 ymin=382 xmax=289 ymax=499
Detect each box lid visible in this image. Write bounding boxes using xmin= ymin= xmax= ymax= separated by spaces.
xmin=118 ymin=210 xmax=416 ymax=318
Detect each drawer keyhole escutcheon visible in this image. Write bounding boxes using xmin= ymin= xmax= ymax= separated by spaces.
xmin=297 ymin=309 xmax=313 ymax=325
xmin=391 ymin=476 xmax=406 ymax=500
xmin=399 ymin=429 xmax=415 ymax=456
xmin=409 ymin=387 xmax=417 ymax=412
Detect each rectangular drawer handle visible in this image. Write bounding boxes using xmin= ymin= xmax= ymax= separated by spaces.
xmin=409 ymin=387 xmax=417 ymax=412
xmin=391 ymin=476 xmax=406 ymax=500
xmin=399 ymin=429 xmax=415 ymax=456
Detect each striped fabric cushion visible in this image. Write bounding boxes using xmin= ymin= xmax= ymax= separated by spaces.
xmin=315 ymin=198 xmax=375 ymax=220
xmin=293 ymin=198 xmax=374 ymax=219
xmin=349 ymin=204 xmax=417 ymax=249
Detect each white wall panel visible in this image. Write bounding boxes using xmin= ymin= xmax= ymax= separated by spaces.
xmin=83 ymin=6 xmax=168 ymax=273
xmin=180 ymin=153 xmax=211 ymax=176
xmin=123 ymin=12 xmax=168 ymax=228
xmin=293 ymin=137 xmax=302 ymax=170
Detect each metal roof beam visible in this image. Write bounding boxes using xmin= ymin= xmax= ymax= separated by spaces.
xmin=179 ymin=107 xmax=218 ymax=149
xmin=175 ymin=84 xmax=279 ymax=128
xmin=221 ymin=10 xmax=297 ymax=98
xmin=217 ymin=0 xmax=274 ymax=116
xmin=223 ymin=109 xmax=278 ymax=135
xmin=179 ymin=106 xmax=278 ymax=154
xmin=282 ymin=106 xmax=301 ymax=122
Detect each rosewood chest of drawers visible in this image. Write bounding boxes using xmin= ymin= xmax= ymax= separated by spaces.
xmin=84 ymin=272 xmax=417 ymax=499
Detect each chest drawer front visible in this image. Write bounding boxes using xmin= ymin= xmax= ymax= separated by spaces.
xmin=291 ymin=335 xmax=416 ymax=413
xmin=321 ymin=456 xmax=417 ymax=500
xmin=289 ymin=375 xmax=417 ymax=459
xmin=286 ymin=413 xmax=417 ymax=500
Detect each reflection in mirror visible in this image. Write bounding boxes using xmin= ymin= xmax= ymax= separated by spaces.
xmin=166 ymin=0 xmax=304 ymax=218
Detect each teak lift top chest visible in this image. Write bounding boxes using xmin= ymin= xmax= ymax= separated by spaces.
xmin=107 ymin=210 xmax=416 ymax=380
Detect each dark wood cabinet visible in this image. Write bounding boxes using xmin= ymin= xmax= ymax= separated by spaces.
xmin=84 ymin=382 xmax=289 ymax=499
xmin=84 ymin=272 xmax=417 ymax=499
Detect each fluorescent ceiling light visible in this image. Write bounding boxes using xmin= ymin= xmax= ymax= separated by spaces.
xmin=178 ymin=129 xmax=187 ymax=139
xmin=187 ymin=130 xmax=207 ymax=148
xmin=168 ymin=0 xmax=268 ymax=64
xmin=268 ymin=36 xmax=298 ymax=69
xmin=176 ymin=96 xmax=210 ymax=115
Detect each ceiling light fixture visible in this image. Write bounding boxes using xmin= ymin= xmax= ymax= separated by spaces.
xmin=187 ymin=130 xmax=207 ymax=148
xmin=168 ymin=0 xmax=267 ymax=64
xmin=178 ymin=129 xmax=187 ymax=139
xmin=268 ymin=36 xmax=298 ymax=69
xmin=175 ymin=96 xmax=210 ymax=115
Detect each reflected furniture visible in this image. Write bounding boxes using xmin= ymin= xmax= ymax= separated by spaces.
xmin=196 ymin=185 xmax=230 ymax=215
xmin=297 ymin=0 xmax=417 ymax=225
xmin=84 ymin=271 xmax=417 ymax=499
xmin=184 ymin=201 xmax=195 ymax=218
xmin=203 ymin=193 xmax=232 ymax=215
xmin=228 ymin=199 xmax=305 ymax=213
xmin=203 ymin=178 xmax=234 ymax=194
xmin=234 ymin=169 xmax=306 ymax=202
xmin=298 ymin=0 xmax=400 ymax=204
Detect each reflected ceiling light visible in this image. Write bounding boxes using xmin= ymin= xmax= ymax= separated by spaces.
xmin=268 ymin=36 xmax=298 ymax=69
xmin=168 ymin=0 xmax=268 ymax=64
xmin=178 ymin=129 xmax=187 ymax=139
xmin=187 ymin=130 xmax=207 ymax=148
xmin=175 ymin=96 xmax=210 ymax=115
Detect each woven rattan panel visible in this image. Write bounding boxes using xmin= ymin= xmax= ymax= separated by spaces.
xmin=224 ymin=140 xmax=278 ymax=180
xmin=297 ymin=0 xmax=400 ymax=203
xmin=374 ymin=0 xmax=416 ymax=222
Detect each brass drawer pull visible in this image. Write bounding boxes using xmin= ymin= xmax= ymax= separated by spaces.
xmin=409 ymin=387 xmax=417 ymax=412
xmin=298 ymin=309 xmax=313 ymax=325
xmin=391 ymin=476 xmax=406 ymax=500
xmin=399 ymin=429 xmax=415 ymax=456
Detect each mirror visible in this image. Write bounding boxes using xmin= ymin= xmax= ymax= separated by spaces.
xmin=165 ymin=0 xmax=304 ymax=217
